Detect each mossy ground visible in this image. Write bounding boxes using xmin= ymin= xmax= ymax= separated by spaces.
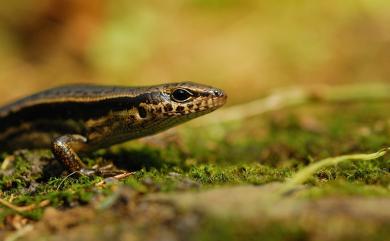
xmin=0 ymin=102 xmax=389 ymax=241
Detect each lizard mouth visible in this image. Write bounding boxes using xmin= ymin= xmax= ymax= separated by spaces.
xmin=213 ymin=90 xmax=227 ymax=108
xmin=206 ymin=88 xmax=228 ymax=110
xmin=186 ymin=92 xmax=227 ymax=116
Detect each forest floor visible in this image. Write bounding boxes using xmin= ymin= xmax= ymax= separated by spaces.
xmin=1 ymin=88 xmax=389 ymax=241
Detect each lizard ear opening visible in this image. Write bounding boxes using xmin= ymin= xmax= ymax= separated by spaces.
xmin=138 ymin=106 xmax=147 ymax=118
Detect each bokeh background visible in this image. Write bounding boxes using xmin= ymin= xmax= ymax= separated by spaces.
xmin=0 ymin=0 xmax=389 ymax=105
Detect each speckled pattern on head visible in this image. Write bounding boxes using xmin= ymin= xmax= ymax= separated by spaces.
xmin=81 ymin=82 xmax=228 ymax=149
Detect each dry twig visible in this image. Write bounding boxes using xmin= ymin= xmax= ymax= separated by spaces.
xmin=0 ymin=198 xmax=50 ymax=213
xmin=280 ymin=147 xmax=389 ymax=195
xmin=95 ymin=172 xmax=135 ymax=187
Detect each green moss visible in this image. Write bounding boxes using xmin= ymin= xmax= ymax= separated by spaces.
xmin=0 ymin=102 xmax=389 ymax=238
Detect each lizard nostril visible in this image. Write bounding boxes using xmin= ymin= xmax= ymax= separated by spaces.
xmin=213 ymin=89 xmax=224 ymax=97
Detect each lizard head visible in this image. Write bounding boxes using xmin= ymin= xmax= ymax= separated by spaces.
xmin=132 ymin=82 xmax=227 ymax=134
xmin=84 ymin=82 xmax=227 ymax=145
xmin=161 ymin=81 xmax=227 ymax=117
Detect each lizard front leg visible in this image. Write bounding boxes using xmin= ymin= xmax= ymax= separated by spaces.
xmin=52 ymin=134 xmax=125 ymax=176
xmin=52 ymin=134 xmax=89 ymax=173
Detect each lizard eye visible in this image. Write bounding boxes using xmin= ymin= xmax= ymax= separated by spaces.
xmin=171 ymin=89 xmax=193 ymax=102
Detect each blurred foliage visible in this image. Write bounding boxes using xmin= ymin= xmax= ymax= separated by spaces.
xmin=0 ymin=0 xmax=389 ymax=102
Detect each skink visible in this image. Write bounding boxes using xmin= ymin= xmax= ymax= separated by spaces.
xmin=0 ymin=82 xmax=227 ymax=174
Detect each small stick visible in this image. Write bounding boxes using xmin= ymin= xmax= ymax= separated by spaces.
xmin=280 ymin=147 xmax=389 ymax=195
xmin=95 ymin=172 xmax=135 ymax=187
xmin=56 ymin=171 xmax=80 ymax=191
xmin=0 ymin=198 xmax=50 ymax=213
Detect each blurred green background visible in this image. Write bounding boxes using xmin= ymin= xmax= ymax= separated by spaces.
xmin=0 ymin=0 xmax=389 ymax=104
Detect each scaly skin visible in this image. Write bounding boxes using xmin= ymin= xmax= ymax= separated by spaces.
xmin=0 ymin=82 xmax=227 ymax=173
